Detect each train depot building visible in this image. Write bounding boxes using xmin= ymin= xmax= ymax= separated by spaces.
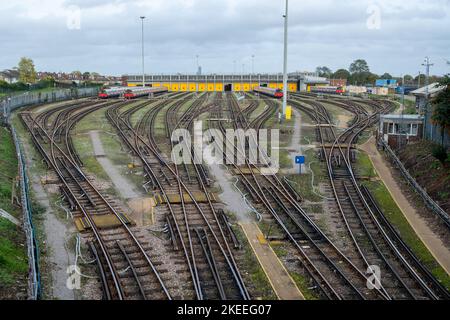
xmin=123 ymin=72 xmax=329 ymax=92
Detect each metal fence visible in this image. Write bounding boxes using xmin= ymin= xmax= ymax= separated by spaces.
xmin=10 ymin=125 xmax=42 ymax=299
xmin=1 ymin=87 xmax=98 ymax=119
xmin=1 ymin=88 xmax=97 ymax=299
xmin=380 ymin=139 xmax=450 ymax=228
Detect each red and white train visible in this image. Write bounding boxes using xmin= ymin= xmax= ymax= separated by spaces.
xmin=123 ymin=87 xmax=169 ymax=99
xmin=98 ymin=87 xmax=128 ymax=99
xmin=310 ymin=86 xmax=345 ymax=95
xmin=253 ymin=86 xmax=283 ymax=98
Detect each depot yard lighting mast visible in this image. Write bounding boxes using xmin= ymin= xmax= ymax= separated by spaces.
xmin=140 ymin=16 xmax=146 ymax=87
xmin=282 ymin=0 xmax=289 ymax=118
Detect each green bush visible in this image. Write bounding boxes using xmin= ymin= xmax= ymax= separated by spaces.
xmin=432 ymin=145 xmax=448 ymax=164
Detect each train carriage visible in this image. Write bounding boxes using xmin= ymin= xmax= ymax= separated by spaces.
xmin=98 ymin=87 xmax=128 ymax=99
xmin=123 ymin=86 xmax=169 ymax=99
xmin=253 ymin=86 xmax=283 ymax=98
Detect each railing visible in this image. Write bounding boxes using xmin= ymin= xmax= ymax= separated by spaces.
xmin=1 ymin=87 xmax=98 ymax=119
xmin=380 ymin=139 xmax=450 ymax=229
xmin=10 ymin=125 xmax=42 ymax=299
xmin=1 ymin=87 xmax=98 ymax=299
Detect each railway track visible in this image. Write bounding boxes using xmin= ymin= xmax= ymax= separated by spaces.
xmin=17 ymin=92 xmax=449 ymax=301
xmin=20 ymin=100 xmax=172 ymax=300
xmin=105 ymin=94 xmax=250 ymax=300
xmin=288 ymin=95 xmax=450 ymax=300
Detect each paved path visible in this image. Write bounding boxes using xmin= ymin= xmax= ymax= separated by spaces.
xmin=89 ymin=130 xmax=138 ymax=199
xmin=240 ymin=222 xmax=304 ymax=300
xmin=204 ymin=152 xmax=304 ymax=299
xmin=285 ymin=109 xmax=310 ymax=175
xmin=359 ymin=137 xmax=450 ymax=275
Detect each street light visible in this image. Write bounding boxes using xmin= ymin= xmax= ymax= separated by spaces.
xmin=140 ymin=16 xmax=145 ymax=87
xmin=282 ymin=0 xmax=289 ymax=118
xmin=251 ymin=54 xmax=255 ymax=74
xmin=196 ymin=55 xmax=199 ymax=74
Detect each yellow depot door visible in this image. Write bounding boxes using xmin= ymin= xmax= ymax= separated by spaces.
xmin=289 ymin=83 xmax=297 ymax=92
xmin=162 ymin=83 xmax=170 ymax=90
xmin=152 ymin=83 xmax=161 ymax=87
xmin=243 ymin=83 xmax=251 ymax=91
xmin=189 ymin=83 xmax=197 ymax=91
xmin=180 ymin=83 xmax=187 ymax=91
xmin=251 ymin=83 xmax=259 ymax=90
xmin=234 ymin=83 xmax=241 ymax=91
xmin=277 ymin=83 xmax=284 ymax=90
xmin=171 ymin=83 xmax=180 ymax=91
xmin=215 ymin=83 xmax=223 ymax=92
xmin=207 ymin=83 xmax=215 ymax=92
xmin=198 ymin=83 xmax=206 ymax=91
xmin=269 ymin=83 xmax=277 ymax=89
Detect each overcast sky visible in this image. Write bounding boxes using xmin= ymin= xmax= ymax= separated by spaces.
xmin=1 ymin=0 xmax=449 ymax=76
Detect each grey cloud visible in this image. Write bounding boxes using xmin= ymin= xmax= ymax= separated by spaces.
xmin=0 ymin=0 xmax=449 ymax=76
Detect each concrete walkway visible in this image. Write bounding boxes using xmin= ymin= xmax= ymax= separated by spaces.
xmin=240 ymin=222 xmax=304 ymax=300
xmin=204 ymin=150 xmax=304 ymax=300
xmin=359 ymin=137 xmax=450 ymax=275
xmin=89 ymin=130 xmax=138 ymax=200
xmin=285 ymin=109 xmax=310 ymax=175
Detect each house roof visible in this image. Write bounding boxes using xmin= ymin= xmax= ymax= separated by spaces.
xmin=411 ymin=83 xmax=446 ymax=97
xmin=0 ymin=69 xmax=19 ymax=79
xmin=380 ymin=114 xmax=424 ymax=123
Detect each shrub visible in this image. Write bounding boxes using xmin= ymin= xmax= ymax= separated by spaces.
xmin=432 ymin=145 xmax=448 ymax=164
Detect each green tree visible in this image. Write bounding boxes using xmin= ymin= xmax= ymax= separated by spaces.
xmin=404 ymin=75 xmax=413 ymax=85
xmin=415 ymin=74 xmax=426 ymax=86
xmin=315 ymin=66 xmax=332 ymax=78
xmin=380 ymin=73 xmax=392 ymax=79
xmin=431 ymin=76 xmax=450 ymax=146
xmin=18 ymin=57 xmax=37 ymax=84
xmin=82 ymin=72 xmax=90 ymax=80
xmin=72 ymin=71 xmax=82 ymax=79
xmin=332 ymin=69 xmax=350 ymax=79
xmin=349 ymin=59 xmax=370 ymax=74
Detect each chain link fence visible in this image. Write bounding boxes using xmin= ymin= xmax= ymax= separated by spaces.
xmin=1 ymin=87 xmax=98 ymax=119
xmin=1 ymin=87 xmax=97 ymax=299
xmin=10 ymin=125 xmax=42 ymax=299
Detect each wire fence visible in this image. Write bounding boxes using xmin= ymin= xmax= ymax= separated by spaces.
xmin=2 ymin=87 xmax=97 ymax=299
xmin=1 ymin=87 xmax=98 ymax=119
xmin=11 ymin=125 xmax=42 ymax=299
xmin=380 ymin=139 xmax=450 ymax=229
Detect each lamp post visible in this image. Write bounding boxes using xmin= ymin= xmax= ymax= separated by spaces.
xmin=140 ymin=16 xmax=145 ymax=87
xmin=282 ymin=0 xmax=289 ymax=118
xmin=251 ymin=54 xmax=255 ymax=74
xmin=196 ymin=55 xmax=199 ymax=74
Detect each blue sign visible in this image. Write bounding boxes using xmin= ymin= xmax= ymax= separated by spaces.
xmin=295 ymin=156 xmax=305 ymax=164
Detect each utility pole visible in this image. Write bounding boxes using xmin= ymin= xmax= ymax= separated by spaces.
xmin=422 ymin=56 xmax=434 ymax=139
xmin=418 ymin=71 xmax=421 ymax=88
xmin=282 ymin=0 xmax=289 ymax=118
xmin=140 ymin=16 xmax=145 ymax=87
